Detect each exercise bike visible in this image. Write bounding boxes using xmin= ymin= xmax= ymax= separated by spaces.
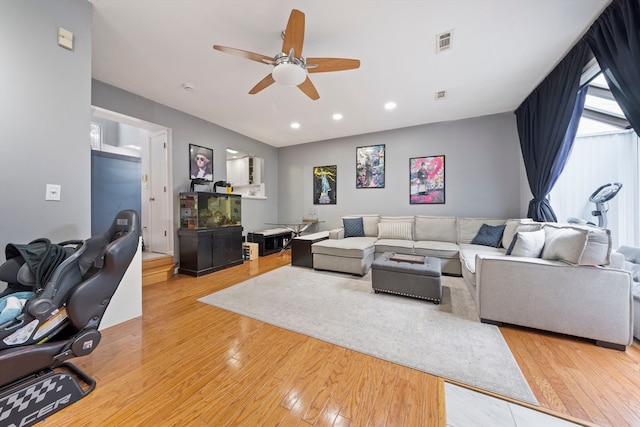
xmin=568 ymin=182 xmax=622 ymax=229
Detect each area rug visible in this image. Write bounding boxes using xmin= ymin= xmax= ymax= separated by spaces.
xmin=199 ymin=266 xmax=538 ymax=404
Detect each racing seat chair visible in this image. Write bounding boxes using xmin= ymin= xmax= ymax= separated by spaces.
xmin=0 ymin=210 xmax=139 ymax=426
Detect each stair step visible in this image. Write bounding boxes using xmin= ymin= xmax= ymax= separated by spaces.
xmin=142 ymin=255 xmax=175 ymax=286
xmin=143 ymin=255 xmax=174 ymax=270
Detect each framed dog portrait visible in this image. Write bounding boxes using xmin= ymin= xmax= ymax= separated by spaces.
xmin=356 ymin=144 xmax=385 ymax=188
xmin=410 ymin=155 xmax=445 ymax=204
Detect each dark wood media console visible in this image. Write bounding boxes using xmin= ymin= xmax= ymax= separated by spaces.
xmin=246 ymin=229 xmax=293 ymax=256
xmin=178 ymin=226 xmax=243 ymax=276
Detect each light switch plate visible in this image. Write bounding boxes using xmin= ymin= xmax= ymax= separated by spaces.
xmin=46 ymin=184 xmax=61 ymax=201
xmin=58 ymin=27 xmax=73 ymax=50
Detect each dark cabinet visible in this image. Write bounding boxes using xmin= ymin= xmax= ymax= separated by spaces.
xmin=178 ymin=225 xmax=243 ymax=276
xmin=246 ymin=230 xmax=292 ymax=256
xmin=291 ymin=233 xmax=329 ymax=268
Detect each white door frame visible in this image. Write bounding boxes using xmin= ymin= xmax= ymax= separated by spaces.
xmin=91 ymin=106 xmax=174 ymax=256
xmin=148 ymin=130 xmax=171 ymax=254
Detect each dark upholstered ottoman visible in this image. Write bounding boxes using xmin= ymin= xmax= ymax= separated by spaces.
xmin=371 ymin=252 xmax=442 ymax=304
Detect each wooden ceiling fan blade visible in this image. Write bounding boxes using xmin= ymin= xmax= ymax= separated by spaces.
xmin=297 ymin=77 xmax=319 ymax=100
xmin=282 ymin=9 xmax=305 ymax=57
xmin=213 ymin=45 xmax=274 ymax=65
xmin=306 ymin=58 xmax=361 ymax=73
xmin=249 ymin=74 xmax=275 ymax=95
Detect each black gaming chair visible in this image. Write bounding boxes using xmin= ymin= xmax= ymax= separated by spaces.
xmin=0 ymin=210 xmax=139 ymax=426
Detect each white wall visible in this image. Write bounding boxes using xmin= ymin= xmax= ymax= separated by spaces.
xmin=101 ymin=241 xmax=142 ymax=330
xmin=0 ymin=0 xmax=92 ymax=263
xmin=0 ymin=1 xmax=142 ymax=327
xmin=278 ymin=113 xmax=525 ymax=230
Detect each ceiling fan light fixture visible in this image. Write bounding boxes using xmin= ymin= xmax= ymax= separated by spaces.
xmin=273 ymin=63 xmax=307 ymax=86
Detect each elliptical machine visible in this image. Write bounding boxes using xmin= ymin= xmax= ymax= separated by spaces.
xmin=568 ymin=182 xmax=622 ymax=228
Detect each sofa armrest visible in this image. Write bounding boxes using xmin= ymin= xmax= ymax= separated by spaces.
xmin=475 ymin=255 xmax=633 ymax=347
xmin=329 ymin=228 xmax=345 ymax=239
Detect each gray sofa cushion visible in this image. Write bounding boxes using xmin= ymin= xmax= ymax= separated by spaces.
xmin=459 ymin=243 xmax=506 ymax=274
xmin=413 ymin=240 xmax=460 ymax=259
xmin=312 ymin=236 xmax=376 ymax=258
xmin=415 ymin=216 xmax=457 ymax=243
xmin=375 ymin=239 xmax=415 ymax=254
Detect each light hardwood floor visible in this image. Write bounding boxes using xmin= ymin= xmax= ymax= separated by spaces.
xmin=44 ymin=252 xmax=639 ymax=426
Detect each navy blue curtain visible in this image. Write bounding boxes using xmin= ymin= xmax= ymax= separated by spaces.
xmin=515 ymin=40 xmax=590 ymax=222
xmin=586 ymin=0 xmax=640 ymax=134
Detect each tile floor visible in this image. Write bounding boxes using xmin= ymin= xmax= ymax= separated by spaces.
xmin=445 ymin=383 xmax=582 ymax=427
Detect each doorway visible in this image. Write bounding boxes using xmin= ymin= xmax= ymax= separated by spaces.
xmin=91 ymin=107 xmax=174 ymax=257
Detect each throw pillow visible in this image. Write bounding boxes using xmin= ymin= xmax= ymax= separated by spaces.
xmin=377 ymin=222 xmax=413 ymax=240
xmin=343 ymin=217 xmax=365 ymax=238
xmin=506 ymin=229 xmax=545 ymax=257
xmin=541 ymin=226 xmax=585 ymax=263
xmin=541 ymin=224 xmax=611 ymax=265
xmin=457 ymin=218 xmax=506 ymax=244
xmin=501 ymin=219 xmax=540 ymax=249
xmin=471 ymin=223 xmax=506 ymax=248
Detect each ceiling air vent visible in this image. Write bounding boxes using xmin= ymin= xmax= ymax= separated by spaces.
xmin=435 ymin=90 xmax=447 ymax=100
xmin=436 ymin=30 xmax=453 ymax=53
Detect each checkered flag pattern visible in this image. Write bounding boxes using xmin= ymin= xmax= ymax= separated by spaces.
xmin=0 ymin=378 xmax=58 ymax=422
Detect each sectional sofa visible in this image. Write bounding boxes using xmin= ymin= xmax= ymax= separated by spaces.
xmin=311 ymin=215 xmax=635 ymax=349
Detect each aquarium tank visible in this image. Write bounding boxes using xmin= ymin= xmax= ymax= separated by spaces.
xmin=179 ymin=192 xmax=242 ymax=229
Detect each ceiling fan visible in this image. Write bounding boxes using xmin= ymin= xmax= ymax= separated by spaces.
xmin=213 ymin=9 xmax=360 ymax=100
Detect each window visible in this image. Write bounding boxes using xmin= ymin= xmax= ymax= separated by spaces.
xmin=90 ymin=121 xmax=102 ymax=150
xmin=550 ymin=69 xmax=639 ymax=248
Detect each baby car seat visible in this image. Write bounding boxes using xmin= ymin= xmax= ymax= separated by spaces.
xmin=0 ymin=210 xmax=139 ymax=427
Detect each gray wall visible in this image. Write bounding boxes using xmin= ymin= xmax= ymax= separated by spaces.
xmin=0 ymin=0 xmax=92 ymax=264
xmin=278 ymin=113 xmax=526 ymax=230
xmin=0 ymin=0 xmax=530 ymax=273
xmin=91 ymin=80 xmax=280 ymax=249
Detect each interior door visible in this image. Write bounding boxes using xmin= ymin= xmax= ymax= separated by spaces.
xmin=148 ymin=130 xmax=170 ymax=253
xmin=91 ymin=151 xmax=141 ymax=235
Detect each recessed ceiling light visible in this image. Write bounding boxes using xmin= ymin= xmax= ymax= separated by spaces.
xmin=182 ymin=83 xmax=195 ymax=91
xmin=384 ymin=102 xmax=396 ymax=110
xmin=290 ymin=122 xmax=300 ymax=129
xmin=226 ymin=148 xmax=238 ymax=154
xmin=332 ymin=113 xmax=343 ymax=121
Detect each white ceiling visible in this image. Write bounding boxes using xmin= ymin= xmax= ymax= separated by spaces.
xmin=90 ymin=0 xmax=610 ymax=148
